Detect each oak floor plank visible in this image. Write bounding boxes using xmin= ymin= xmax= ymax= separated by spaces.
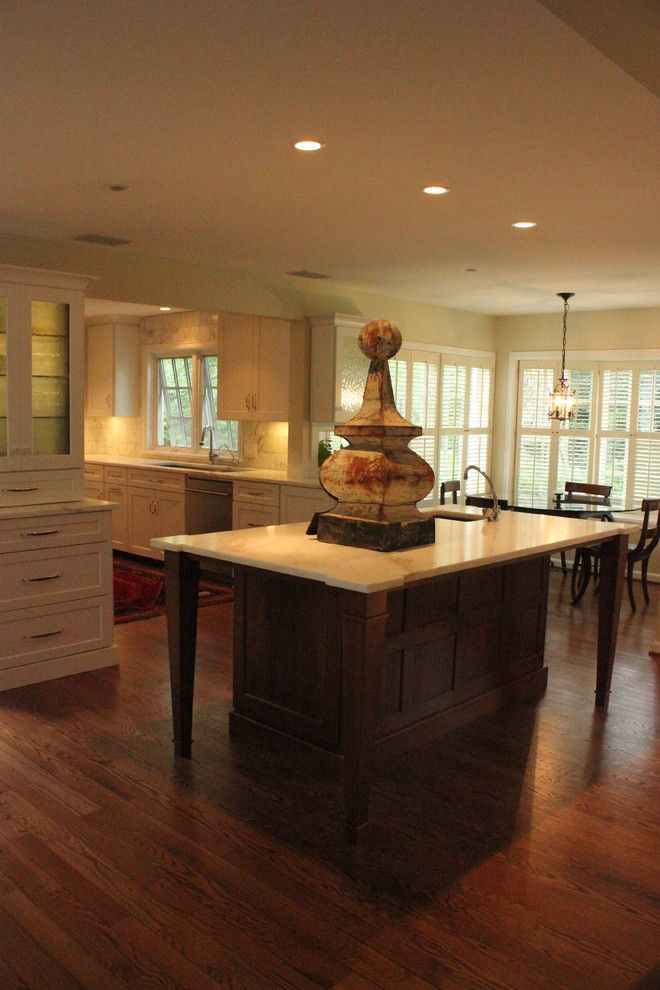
xmin=0 ymin=571 xmax=656 ymax=989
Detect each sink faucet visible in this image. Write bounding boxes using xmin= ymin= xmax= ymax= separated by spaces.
xmin=463 ymin=464 xmax=501 ymax=521
xmin=200 ymin=425 xmax=220 ymax=464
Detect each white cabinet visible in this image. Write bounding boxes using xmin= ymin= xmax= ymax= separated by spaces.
xmin=217 ymin=313 xmax=291 ymax=421
xmin=0 ymin=265 xmax=89 ymax=504
xmin=280 ymin=484 xmax=335 ymax=524
xmin=85 ymin=319 xmax=140 ymax=417
xmin=0 ymin=504 xmax=116 ymax=691
xmin=125 ymin=467 xmax=186 ymax=560
xmin=310 ymin=313 xmax=369 ymax=424
xmin=103 ymin=466 xmax=129 ymax=551
xmin=232 ymin=479 xmax=280 ymax=529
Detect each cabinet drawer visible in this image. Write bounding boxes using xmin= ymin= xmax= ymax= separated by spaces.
xmin=127 ymin=468 xmax=185 ymax=493
xmin=233 ymin=480 xmax=280 ymax=507
xmin=0 ymin=508 xmax=112 ymax=554
xmin=0 ymin=543 xmax=112 ymax=612
xmin=84 ymin=463 xmax=104 ymax=483
xmin=233 ymin=503 xmax=280 ymax=529
xmin=104 ymin=465 xmax=128 ymax=485
xmin=0 ymin=469 xmax=82 ymax=507
xmin=0 ymin=597 xmax=113 ymax=671
xmin=83 ymin=482 xmax=104 ymax=501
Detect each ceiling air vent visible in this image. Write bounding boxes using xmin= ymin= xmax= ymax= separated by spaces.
xmin=287 ymin=269 xmax=331 ymax=279
xmin=73 ymin=233 xmax=131 ymax=247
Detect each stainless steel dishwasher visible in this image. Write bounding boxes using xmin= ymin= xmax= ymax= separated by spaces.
xmin=185 ymin=475 xmax=233 ymax=580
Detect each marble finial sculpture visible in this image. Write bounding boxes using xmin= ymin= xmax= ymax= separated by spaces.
xmin=317 ymin=319 xmax=435 ymax=551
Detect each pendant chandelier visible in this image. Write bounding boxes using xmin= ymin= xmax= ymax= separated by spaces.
xmin=549 ymin=291 xmax=576 ymax=421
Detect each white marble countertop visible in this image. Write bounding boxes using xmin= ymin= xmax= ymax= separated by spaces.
xmin=152 ymin=512 xmax=638 ymax=594
xmin=0 ymin=498 xmax=115 ymax=520
xmin=84 ymin=454 xmax=323 ymax=488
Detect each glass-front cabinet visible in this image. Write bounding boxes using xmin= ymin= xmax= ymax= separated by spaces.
xmin=0 ymin=266 xmax=89 ymax=505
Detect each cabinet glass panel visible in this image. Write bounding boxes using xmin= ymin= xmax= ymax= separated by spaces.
xmin=31 ymin=300 xmax=70 ymax=455
xmin=0 ymin=298 xmax=6 ymax=457
xmin=339 ymin=334 xmax=369 ymax=417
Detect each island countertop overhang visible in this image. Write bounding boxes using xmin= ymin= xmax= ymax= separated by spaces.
xmin=152 ymin=513 xmax=638 ymax=594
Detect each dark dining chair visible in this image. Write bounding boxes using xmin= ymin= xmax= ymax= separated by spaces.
xmin=571 ymin=498 xmax=660 ymax=611
xmin=465 ymin=495 xmax=509 ymax=510
xmin=560 ymin=481 xmax=612 ymax=575
xmin=440 ymin=480 xmax=460 ymax=505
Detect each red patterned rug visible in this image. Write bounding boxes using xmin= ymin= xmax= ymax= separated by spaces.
xmin=113 ymin=557 xmax=233 ymax=624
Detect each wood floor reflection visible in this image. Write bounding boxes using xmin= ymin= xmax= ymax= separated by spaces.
xmin=0 ymin=569 xmax=657 ymax=989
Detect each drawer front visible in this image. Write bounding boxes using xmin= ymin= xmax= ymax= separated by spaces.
xmin=0 ymin=597 xmax=113 ymax=671
xmin=83 ymin=482 xmax=104 ymax=501
xmin=84 ymin=464 xmax=104 ymax=483
xmin=233 ymin=480 xmax=280 ymax=507
xmin=233 ymin=503 xmax=280 ymax=529
xmin=0 ymin=509 xmax=112 ymax=554
xmin=0 ymin=470 xmax=82 ymax=507
xmin=280 ymin=485 xmax=335 ymax=523
xmin=127 ymin=468 xmax=185 ymax=493
xmin=104 ymin=465 xmax=128 ymax=485
xmin=0 ymin=543 xmax=112 ymax=612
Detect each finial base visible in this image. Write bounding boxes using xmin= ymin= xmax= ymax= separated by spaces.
xmin=317 ymin=511 xmax=435 ymax=552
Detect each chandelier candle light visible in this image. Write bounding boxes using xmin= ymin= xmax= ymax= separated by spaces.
xmin=549 ymin=291 xmax=577 ymax=422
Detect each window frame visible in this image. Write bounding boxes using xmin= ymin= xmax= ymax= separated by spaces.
xmin=143 ymin=343 xmax=239 ymax=457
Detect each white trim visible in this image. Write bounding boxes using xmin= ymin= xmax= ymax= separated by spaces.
xmin=509 ymin=349 xmax=660 ymax=361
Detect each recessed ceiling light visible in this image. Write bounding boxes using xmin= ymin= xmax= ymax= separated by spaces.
xmin=423 ymin=186 xmax=449 ymax=195
xmin=294 ymin=139 xmax=323 ymax=151
xmin=512 ymin=220 xmax=537 ymax=228
xmin=159 ymin=306 xmax=172 ymax=311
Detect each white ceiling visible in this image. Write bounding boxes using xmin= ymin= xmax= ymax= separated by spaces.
xmin=1 ymin=0 xmax=658 ymax=314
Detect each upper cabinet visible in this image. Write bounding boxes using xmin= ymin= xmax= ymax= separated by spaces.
xmin=0 ymin=266 xmax=90 ymax=505
xmin=85 ymin=319 xmax=140 ymax=417
xmin=217 ymin=313 xmax=291 ymax=421
xmin=309 ymin=313 xmax=369 ymax=424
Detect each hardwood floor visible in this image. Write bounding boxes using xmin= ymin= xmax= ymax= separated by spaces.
xmin=0 ymin=571 xmax=657 ymax=989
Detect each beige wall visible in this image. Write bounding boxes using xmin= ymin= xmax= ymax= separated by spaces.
xmin=0 ymin=231 xmax=495 ymax=351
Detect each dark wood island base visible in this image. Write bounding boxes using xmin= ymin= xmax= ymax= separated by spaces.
xmin=164 ymin=531 xmax=628 ymax=842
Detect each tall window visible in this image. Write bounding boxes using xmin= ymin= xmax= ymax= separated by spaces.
xmin=322 ymin=346 xmax=494 ymax=502
xmin=514 ymin=359 xmax=659 ymax=505
xmin=147 ymin=348 xmax=238 ymax=453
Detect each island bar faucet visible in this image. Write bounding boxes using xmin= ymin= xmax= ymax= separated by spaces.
xmin=463 ymin=464 xmax=501 ymax=521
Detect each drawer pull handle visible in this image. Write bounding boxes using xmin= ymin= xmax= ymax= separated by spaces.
xmin=2 ymin=486 xmax=41 ymax=493
xmin=245 ymin=394 xmax=250 ymax=410
xmin=24 ymin=629 xmax=63 ymax=640
xmin=20 ymin=528 xmax=62 ymax=537
xmin=22 ymin=574 xmax=62 ymax=583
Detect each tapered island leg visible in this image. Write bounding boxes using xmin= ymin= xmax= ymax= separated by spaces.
xmin=164 ymin=551 xmax=200 ymax=757
xmin=340 ymin=589 xmax=389 ymax=843
xmin=595 ymin=533 xmax=628 ymax=710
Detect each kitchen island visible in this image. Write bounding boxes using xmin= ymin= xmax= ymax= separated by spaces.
xmin=154 ymin=511 xmax=636 ymax=840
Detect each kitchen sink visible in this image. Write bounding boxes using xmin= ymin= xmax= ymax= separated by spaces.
xmin=153 ymin=461 xmax=243 ymax=472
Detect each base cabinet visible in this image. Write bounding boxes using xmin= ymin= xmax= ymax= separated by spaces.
xmin=232 ymin=480 xmax=280 ymax=530
xmin=85 ymin=463 xmax=186 ymax=559
xmin=0 ymin=504 xmax=116 ymax=691
xmin=127 ymin=488 xmax=186 ymax=560
xmin=280 ymin=484 xmax=335 ymax=524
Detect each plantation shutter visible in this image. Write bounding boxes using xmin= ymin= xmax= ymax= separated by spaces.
xmin=515 ymin=363 xmax=556 ymax=506
xmin=439 ymin=355 xmax=494 ymax=495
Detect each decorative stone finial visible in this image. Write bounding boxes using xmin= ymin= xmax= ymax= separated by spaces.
xmin=317 ymin=320 xmax=435 ymax=552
